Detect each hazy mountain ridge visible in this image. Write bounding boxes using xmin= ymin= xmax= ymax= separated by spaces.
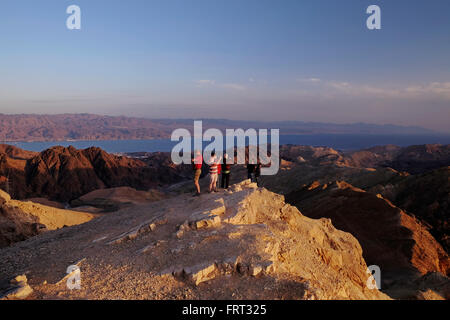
xmin=0 ymin=114 xmax=439 ymax=142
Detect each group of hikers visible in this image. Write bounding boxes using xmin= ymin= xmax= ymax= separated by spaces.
xmin=191 ymin=150 xmax=261 ymax=196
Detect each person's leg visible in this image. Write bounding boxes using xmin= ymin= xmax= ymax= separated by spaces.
xmin=195 ymin=180 xmax=200 ymax=194
xmin=213 ymin=174 xmax=219 ymax=192
xmin=209 ymin=174 xmax=214 ymax=192
xmin=193 ymin=170 xmax=197 ymax=193
xmin=210 ymin=174 xmax=214 ymax=192
xmin=223 ymin=173 xmax=227 ymax=188
xmin=194 ymin=170 xmax=201 ymax=194
xmin=225 ymin=173 xmax=230 ymax=189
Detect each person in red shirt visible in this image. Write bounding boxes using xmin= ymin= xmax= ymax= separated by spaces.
xmin=217 ymin=159 xmax=222 ymax=176
xmin=192 ymin=150 xmax=203 ymax=196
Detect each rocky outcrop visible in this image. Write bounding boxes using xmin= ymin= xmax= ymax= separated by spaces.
xmin=0 ymin=189 xmax=94 ymax=248
xmin=0 ymin=275 xmax=33 ymax=300
xmin=1 ymin=189 xmax=46 ymax=248
xmin=0 ymin=181 xmax=389 ymax=300
xmin=285 ymin=181 xmax=450 ymax=299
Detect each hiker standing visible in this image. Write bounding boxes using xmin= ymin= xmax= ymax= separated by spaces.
xmin=217 ymin=156 xmax=222 ymax=180
xmin=254 ymin=162 xmax=261 ymax=186
xmin=221 ymin=153 xmax=232 ymax=189
xmin=192 ymin=150 xmax=203 ymax=196
xmin=208 ymin=151 xmax=221 ymax=193
xmin=247 ymin=163 xmax=256 ymax=182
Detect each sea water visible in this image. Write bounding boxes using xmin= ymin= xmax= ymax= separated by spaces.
xmin=8 ymin=134 xmax=450 ymax=154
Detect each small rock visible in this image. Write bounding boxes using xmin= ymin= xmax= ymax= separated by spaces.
xmin=11 ymin=275 xmax=27 ymax=285
xmin=175 ymin=230 xmax=184 ymax=239
xmin=250 ymin=265 xmax=263 ymax=277
xmin=190 ymin=263 xmax=218 ymax=285
xmin=1 ymin=285 xmax=33 ymax=300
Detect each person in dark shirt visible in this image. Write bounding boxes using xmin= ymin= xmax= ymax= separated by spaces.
xmin=247 ymin=163 xmax=256 ymax=182
xmin=254 ymin=162 xmax=262 ymax=186
xmin=221 ymin=153 xmax=232 ymax=189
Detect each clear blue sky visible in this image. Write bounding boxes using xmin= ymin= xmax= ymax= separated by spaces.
xmin=1 ymin=0 xmax=449 ymax=131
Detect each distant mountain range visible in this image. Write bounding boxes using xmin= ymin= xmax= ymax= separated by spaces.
xmin=0 ymin=113 xmax=441 ymax=142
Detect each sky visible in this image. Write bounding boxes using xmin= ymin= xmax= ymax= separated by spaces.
xmin=0 ymin=0 xmax=449 ymax=132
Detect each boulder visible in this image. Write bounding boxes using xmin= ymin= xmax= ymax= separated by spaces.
xmin=0 ymin=189 xmax=11 ymax=205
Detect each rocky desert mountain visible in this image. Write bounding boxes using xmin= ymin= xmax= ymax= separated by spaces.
xmin=262 ymin=144 xmax=450 ymax=255
xmin=346 ymin=144 xmax=450 ymax=174
xmin=0 ymin=145 xmax=188 ymax=202
xmin=0 ymin=181 xmax=389 ymax=300
xmin=376 ymin=167 xmax=450 ymax=252
xmin=284 ymin=181 xmax=449 ymax=299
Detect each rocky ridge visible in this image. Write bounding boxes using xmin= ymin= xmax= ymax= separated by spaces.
xmin=0 ymin=181 xmax=389 ymax=300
